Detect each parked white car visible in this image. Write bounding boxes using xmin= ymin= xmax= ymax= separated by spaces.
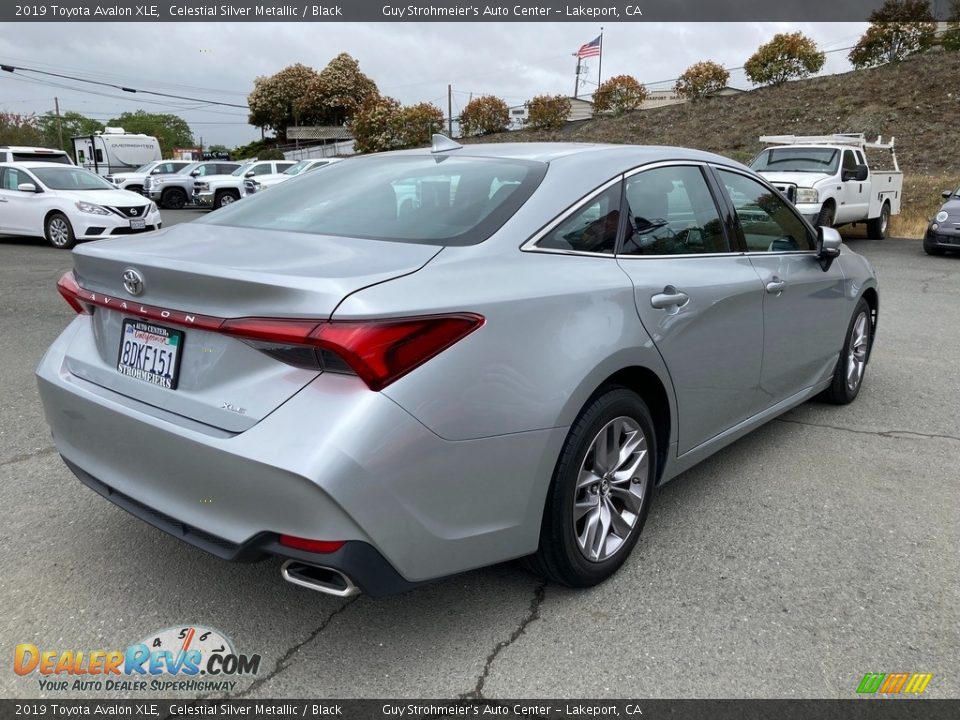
xmin=0 ymin=145 xmax=74 ymax=165
xmin=193 ymin=160 xmax=295 ymax=209
xmin=105 ymin=160 xmax=192 ymax=195
xmin=751 ymin=134 xmax=902 ymax=239
xmin=0 ymin=162 xmax=161 ymax=249
xmin=241 ymin=158 xmax=340 ymax=196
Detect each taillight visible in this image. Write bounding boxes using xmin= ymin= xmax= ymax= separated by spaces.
xmin=223 ymin=313 xmax=484 ymax=391
xmin=56 ymin=271 xmax=483 ymax=391
xmin=278 ymin=535 xmax=345 ymax=554
xmin=56 ymin=271 xmax=90 ymax=315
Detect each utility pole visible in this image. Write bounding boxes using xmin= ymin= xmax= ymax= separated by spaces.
xmin=54 ymin=96 xmax=64 ymax=150
xmin=447 ymin=84 xmax=453 ymax=136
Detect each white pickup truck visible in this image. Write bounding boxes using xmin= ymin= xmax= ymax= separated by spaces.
xmin=750 ymin=134 xmax=903 ymax=239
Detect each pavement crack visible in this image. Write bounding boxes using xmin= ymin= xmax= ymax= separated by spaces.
xmin=460 ymin=580 xmax=546 ymax=700
xmin=231 ymin=596 xmax=359 ymax=699
xmin=777 ymin=418 xmax=960 ymax=443
xmin=0 ymin=446 xmax=57 ymax=467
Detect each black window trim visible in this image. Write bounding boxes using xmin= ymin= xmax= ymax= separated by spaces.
xmin=709 ymin=164 xmax=818 ymax=256
xmin=522 ymin=175 xmax=624 ymax=258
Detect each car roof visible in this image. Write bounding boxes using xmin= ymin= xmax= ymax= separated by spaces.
xmin=0 ymin=146 xmax=70 ymax=153
xmin=0 ymin=161 xmax=84 ymax=169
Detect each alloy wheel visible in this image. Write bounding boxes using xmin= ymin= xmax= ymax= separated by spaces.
xmin=49 ymin=218 xmax=70 ymax=247
xmin=847 ymin=311 xmax=869 ymax=392
xmin=573 ymin=416 xmax=648 ymax=563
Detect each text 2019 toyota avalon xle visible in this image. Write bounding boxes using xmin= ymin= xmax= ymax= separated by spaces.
xmin=37 ymin=139 xmax=878 ymax=596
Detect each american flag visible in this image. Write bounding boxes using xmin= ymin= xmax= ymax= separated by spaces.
xmin=576 ymin=36 xmax=601 ymax=59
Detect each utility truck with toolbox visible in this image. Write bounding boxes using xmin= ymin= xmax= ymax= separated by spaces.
xmin=750 ymin=134 xmax=902 ymax=239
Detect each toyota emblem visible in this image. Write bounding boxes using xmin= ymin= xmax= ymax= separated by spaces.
xmin=122 ymin=268 xmax=144 ymax=296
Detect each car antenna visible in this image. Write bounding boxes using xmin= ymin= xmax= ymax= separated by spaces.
xmin=431 ymin=134 xmax=462 ymax=154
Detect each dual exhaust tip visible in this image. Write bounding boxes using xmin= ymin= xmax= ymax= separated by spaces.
xmin=280 ymin=559 xmax=360 ymax=597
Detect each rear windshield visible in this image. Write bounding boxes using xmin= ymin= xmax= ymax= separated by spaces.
xmin=202 ymin=155 xmax=547 ymax=246
xmin=12 ymin=152 xmax=71 ymax=164
xmin=750 ymin=148 xmax=839 ymax=173
xmin=33 ymin=167 xmax=114 ymax=190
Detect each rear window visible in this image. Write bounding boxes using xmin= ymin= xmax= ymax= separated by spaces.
xmin=12 ymin=152 xmax=71 ymax=165
xmin=201 ymin=155 xmax=547 ymax=246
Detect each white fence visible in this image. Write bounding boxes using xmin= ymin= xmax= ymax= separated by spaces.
xmin=283 ymin=141 xmax=356 ymax=161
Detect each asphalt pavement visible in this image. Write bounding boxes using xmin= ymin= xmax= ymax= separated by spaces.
xmin=1 ymin=215 xmax=957 ymax=699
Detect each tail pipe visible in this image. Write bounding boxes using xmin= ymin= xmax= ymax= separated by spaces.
xmin=281 ymin=560 xmax=360 ymax=597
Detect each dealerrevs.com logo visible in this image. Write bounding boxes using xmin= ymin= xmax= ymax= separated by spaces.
xmin=14 ymin=625 xmax=261 ymax=693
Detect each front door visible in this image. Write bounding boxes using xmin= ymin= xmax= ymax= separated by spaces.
xmin=616 ymin=163 xmax=767 ymax=455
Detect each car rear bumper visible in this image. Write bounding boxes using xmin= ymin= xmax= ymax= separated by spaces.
xmin=36 ymin=321 xmax=564 ymax=588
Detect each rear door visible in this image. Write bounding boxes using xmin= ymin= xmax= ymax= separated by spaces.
xmin=616 ymin=163 xmax=766 ymax=455
xmin=713 ymin=167 xmax=847 ymax=406
xmin=837 ymin=149 xmax=869 ymax=222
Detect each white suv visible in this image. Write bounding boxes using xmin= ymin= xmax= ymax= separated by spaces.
xmin=193 ymin=160 xmax=294 ymax=209
xmin=0 ymin=146 xmax=73 ymax=165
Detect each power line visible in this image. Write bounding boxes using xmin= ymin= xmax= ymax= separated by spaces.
xmin=0 ymin=62 xmax=250 ymax=109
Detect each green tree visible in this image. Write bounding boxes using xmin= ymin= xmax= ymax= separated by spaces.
xmin=525 ymin=94 xmax=572 ymax=130
xmin=0 ymin=112 xmax=44 ymax=146
xmin=593 ymin=75 xmax=647 ymax=116
xmin=205 ymin=143 xmax=230 ymax=155
xmin=396 ymin=102 xmax=445 ymax=147
xmin=247 ymin=63 xmax=322 ymax=140
xmin=35 ymin=111 xmax=103 ymax=151
xmin=744 ymin=32 xmax=825 ymax=86
xmin=849 ymin=0 xmax=936 ymax=67
xmin=349 ymin=97 xmax=444 ymax=153
xmin=458 ymin=95 xmax=511 ymax=136
xmin=107 ymin=110 xmax=194 ymax=155
xmin=296 ymin=53 xmax=378 ymax=126
xmin=674 ymin=61 xmax=731 ymax=100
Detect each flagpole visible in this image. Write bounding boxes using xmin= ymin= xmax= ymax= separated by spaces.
xmin=597 ymin=27 xmax=604 ymax=88
xmin=574 ymin=54 xmax=581 ymax=98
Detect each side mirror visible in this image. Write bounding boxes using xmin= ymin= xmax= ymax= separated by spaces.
xmin=943 ymin=190 xmax=954 ymax=199
xmin=244 ymin=170 xmax=256 ymax=178
xmin=190 ymin=170 xmax=200 ymax=177
xmin=17 ymin=182 xmax=37 ymax=193
xmin=842 ymin=165 xmax=868 ymax=182
xmin=817 ymin=226 xmax=842 ymax=271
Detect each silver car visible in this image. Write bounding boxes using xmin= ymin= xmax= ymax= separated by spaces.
xmin=37 ymin=140 xmax=878 ymax=597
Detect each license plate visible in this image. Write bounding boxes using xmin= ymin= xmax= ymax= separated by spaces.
xmin=130 ymin=218 xmax=146 ymax=230
xmin=117 ymin=319 xmax=183 ymax=389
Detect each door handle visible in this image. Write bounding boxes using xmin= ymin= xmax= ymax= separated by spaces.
xmin=766 ymin=277 xmax=786 ymax=294
xmin=650 ymin=286 xmax=690 ymax=310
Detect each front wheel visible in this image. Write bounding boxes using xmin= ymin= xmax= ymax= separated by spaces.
xmin=528 ymin=387 xmax=657 ymax=587
xmin=822 ymin=298 xmax=872 ymax=405
xmin=213 ymin=190 xmax=240 ymax=210
xmin=45 ymin=212 xmax=76 ymax=249
xmin=866 ymin=203 xmax=890 ymax=239
xmin=161 ymin=187 xmax=187 ymax=210
xmin=815 ymin=201 xmax=835 ymax=229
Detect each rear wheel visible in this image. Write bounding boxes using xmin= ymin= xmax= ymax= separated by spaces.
xmin=823 ymin=298 xmax=871 ymax=405
xmin=161 ymin=187 xmax=187 ymax=210
xmin=866 ymin=203 xmax=890 ymax=239
xmin=214 ymin=190 xmax=240 ymax=210
xmin=528 ymin=387 xmax=657 ymax=587
xmin=44 ymin=212 xmax=76 ymax=249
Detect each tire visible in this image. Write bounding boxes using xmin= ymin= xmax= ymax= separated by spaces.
xmin=923 ymin=239 xmax=946 ymax=256
xmin=128 ymin=185 xmax=144 ymax=196
xmin=866 ymin=203 xmax=890 ymax=239
xmin=44 ymin=212 xmax=76 ymax=250
xmin=528 ymin=387 xmax=657 ymax=588
xmin=161 ymin=187 xmax=187 ymax=210
xmin=822 ymin=298 xmax=872 ymax=405
xmin=213 ymin=190 xmax=240 ymax=210
xmin=815 ymin=201 xmax=835 ymax=229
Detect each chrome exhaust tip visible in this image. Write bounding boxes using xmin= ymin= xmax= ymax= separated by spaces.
xmin=281 ymin=559 xmax=360 ymax=597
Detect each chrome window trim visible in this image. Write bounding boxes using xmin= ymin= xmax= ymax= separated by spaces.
xmin=520 ymin=175 xmax=623 ymax=257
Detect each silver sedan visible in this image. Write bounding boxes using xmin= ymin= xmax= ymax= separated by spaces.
xmin=37 ymin=139 xmax=878 ymax=596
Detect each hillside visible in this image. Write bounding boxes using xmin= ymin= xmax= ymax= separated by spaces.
xmin=471 ymin=51 xmax=960 ymax=236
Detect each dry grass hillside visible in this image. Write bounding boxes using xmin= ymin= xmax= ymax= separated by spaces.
xmin=471 ymin=51 xmax=960 ymax=237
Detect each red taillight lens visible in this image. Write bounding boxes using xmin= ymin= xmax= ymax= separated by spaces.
xmin=279 ymin=535 xmax=345 ymax=554
xmin=56 ymin=271 xmax=90 ymax=315
xmin=312 ymin=314 xmax=484 ymax=391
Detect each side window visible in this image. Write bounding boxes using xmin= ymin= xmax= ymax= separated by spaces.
xmin=538 ymin=182 xmax=622 ymax=255
xmin=620 ymin=166 xmax=728 ymax=256
xmin=842 ymin=150 xmax=857 ymax=173
xmin=855 ymin=150 xmax=865 ymax=166
xmin=251 ymin=164 xmax=272 ymax=176
xmin=95 ymin=149 xmax=104 ymax=163
xmin=276 ymin=162 xmax=295 ymax=173
xmin=0 ymin=168 xmax=9 ymax=190
xmin=718 ymin=169 xmax=815 ymax=252
xmin=218 ymin=164 xmax=236 ymax=174
xmin=1 ymin=167 xmax=26 ymax=190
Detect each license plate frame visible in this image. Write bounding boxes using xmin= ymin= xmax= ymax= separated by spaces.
xmin=130 ymin=217 xmax=146 ymax=230
xmin=117 ymin=319 xmax=184 ymax=390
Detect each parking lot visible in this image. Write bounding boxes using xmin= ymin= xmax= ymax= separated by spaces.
xmin=1 ymin=214 xmax=958 ymax=699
